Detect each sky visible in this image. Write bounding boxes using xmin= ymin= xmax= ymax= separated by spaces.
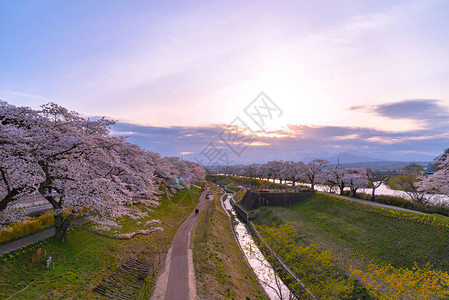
xmin=1 ymin=0 xmax=449 ymax=164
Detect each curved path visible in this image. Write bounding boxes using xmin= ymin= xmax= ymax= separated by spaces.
xmin=0 ymin=227 xmax=54 ymax=256
xmin=318 ymin=191 xmax=426 ymax=215
xmin=0 ymin=216 xmax=86 ymax=256
xmin=151 ymin=186 xmax=209 ymax=300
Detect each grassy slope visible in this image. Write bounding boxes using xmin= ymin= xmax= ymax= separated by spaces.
xmin=193 ymin=185 xmax=266 ymax=300
xmin=0 ymin=186 xmax=201 ymax=299
xmin=211 ymin=175 xmax=285 ymax=190
xmin=252 ymin=193 xmax=449 ymax=274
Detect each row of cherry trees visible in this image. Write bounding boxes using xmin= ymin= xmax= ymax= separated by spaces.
xmin=213 ymin=159 xmax=387 ymax=198
xmin=212 ymin=154 xmax=449 ymax=204
xmin=417 ymin=149 xmax=449 ymax=200
xmin=0 ymin=103 xmax=205 ymax=240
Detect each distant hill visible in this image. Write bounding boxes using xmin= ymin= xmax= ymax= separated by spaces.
xmin=327 ymin=161 xmax=430 ymax=171
xmin=301 ymin=152 xmax=431 ymax=171
xmin=303 ymin=152 xmax=381 ymax=164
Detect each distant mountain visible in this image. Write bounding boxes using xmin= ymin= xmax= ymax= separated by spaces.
xmin=303 ymin=152 xmax=381 ymax=164
xmin=300 ymin=152 xmax=431 ymax=171
xmin=327 ymin=161 xmax=430 ymax=171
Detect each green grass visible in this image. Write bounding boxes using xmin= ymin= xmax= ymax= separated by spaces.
xmin=343 ymin=190 xmax=449 ymax=217
xmin=209 ymin=175 xmax=234 ymax=186
xmin=0 ymin=211 xmax=55 ymax=245
xmin=251 ymin=193 xmax=449 ymax=298
xmin=225 ymin=184 xmax=241 ymax=193
xmin=0 ymin=186 xmax=202 ymax=299
xmin=252 ymin=193 xmax=449 ymax=272
xmin=193 ymin=185 xmax=265 ymax=299
xmin=211 ymin=175 xmax=292 ymax=190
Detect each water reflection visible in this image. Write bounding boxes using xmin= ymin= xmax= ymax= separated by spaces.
xmin=266 ymin=179 xmax=449 ymax=204
xmin=223 ymin=194 xmax=292 ymax=300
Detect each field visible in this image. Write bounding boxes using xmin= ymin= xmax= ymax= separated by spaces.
xmin=211 ymin=175 xmax=286 ymax=190
xmin=251 ymin=192 xmax=449 ymax=299
xmin=0 ymin=186 xmax=202 ymax=299
xmin=193 ymin=184 xmax=265 ymax=299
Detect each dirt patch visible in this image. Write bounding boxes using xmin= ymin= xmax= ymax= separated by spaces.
xmin=93 ymin=258 xmax=151 ymax=299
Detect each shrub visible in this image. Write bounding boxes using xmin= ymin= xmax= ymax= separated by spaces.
xmin=256 ymin=223 xmax=358 ymax=299
xmin=0 ymin=211 xmax=54 ymax=244
xmin=342 ymin=191 xmax=449 ymax=217
xmin=351 ymin=262 xmax=449 ymax=299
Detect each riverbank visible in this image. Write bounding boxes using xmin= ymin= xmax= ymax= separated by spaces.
xmin=0 ymin=186 xmax=202 ymax=299
xmin=192 ymin=184 xmax=266 ymax=299
xmin=212 ymin=175 xmax=449 ymax=218
xmin=251 ymin=192 xmax=449 ymax=299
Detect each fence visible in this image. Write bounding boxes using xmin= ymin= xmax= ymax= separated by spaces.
xmin=228 ymin=192 xmax=315 ymax=299
xmin=239 ymin=190 xmax=314 ymax=211
xmin=247 ymin=221 xmax=316 ymax=299
xmin=229 ymin=198 xmax=249 ymax=223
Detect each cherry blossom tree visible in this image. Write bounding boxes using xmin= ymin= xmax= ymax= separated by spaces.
xmin=243 ymin=164 xmax=260 ymax=187
xmin=280 ymin=161 xmax=305 ymax=188
xmin=264 ymin=161 xmax=283 ymax=183
xmin=33 ymin=104 xmax=161 ymax=241
xmin=322 ymin=166 xmax=347 ymax=195
xmin=279 ymin=161 xmax=293 ymax=186
xmin=152 ymin=154 xmax=182 ymax=192
xmin=220 ymin=165 xmax=236 ymax=177
xmin=167 ymin=157 xmax=206 ymax=187
xmin=0 ymin=103 xmax=204 ymax=240
xmin=364 ymin=169 xmax=389 ymax=201
xmin=417 ymin=151 xmax=449 ymax=199
xmin=302 ymin=159 xmax=329 ymax=190
xmin=389 ymin=164 xmax=431 ymax=204
xmin=344 ymin=168 xmax=367 ymax=197
xmin=0 ymin=106 xmax=44 ymax=212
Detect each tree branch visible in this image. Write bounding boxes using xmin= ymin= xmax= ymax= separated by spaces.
xmin=70 ymin=225 xmax=160 ymax=240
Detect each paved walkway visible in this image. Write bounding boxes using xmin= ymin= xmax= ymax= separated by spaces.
xmin=0 ymin=216 xmax=89 ymax=256
xmin=151 ymin=187 xmax=208 ymax=300
xmin=318 ymin=191 xmax=426 ymax=215
xmin=0 ymin=227 xmax=54 ymax=255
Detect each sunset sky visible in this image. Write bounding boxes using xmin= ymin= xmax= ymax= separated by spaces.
xmin=1 ymin=0 xmax=449 ymax=163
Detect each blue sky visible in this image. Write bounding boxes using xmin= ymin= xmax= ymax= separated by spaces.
xmin=1 ymin=0 xmax=449 ymax=163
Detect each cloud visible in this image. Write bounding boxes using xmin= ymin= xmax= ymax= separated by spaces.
xmin=373 ymin=99 xmax=447 ymax=120
xmin=112 ymin=119 xmax=448 ymax=164
xmin=111 ymin=122 xmax=223 ymax=156
xmin=353 ymin=99 xmax=449 ymax=122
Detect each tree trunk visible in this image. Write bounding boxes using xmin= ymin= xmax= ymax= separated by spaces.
xmin=0 ymin=188 xmax=19 ymax=211
xmin=371 ymin=188 xmax=376 ymax=201
xmin=53 ymin=211 xmax=74 ymax=242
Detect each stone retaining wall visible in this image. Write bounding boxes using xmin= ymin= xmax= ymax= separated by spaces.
xmin=240 ymin=190 xmax=314 ymax=211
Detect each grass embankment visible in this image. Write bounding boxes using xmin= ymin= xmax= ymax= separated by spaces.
xmin=252 ymin=193 xmax=449 ymax=299
xmin=211 ymin=175 xmax=286 ymax=190
xmin=0 ymin=211 xmax=54 ymax=244
xmin=193 ymin=185 xmax=265 ymax=300
xmin=212 ymin=175 xmax=288 ymax=203
xmin=343 ymin=190 xmax=449 ymax=217
xmin=225 ymin=185 xmax=245 ymax=202
xmin=215 ymin=174 xmax=449 ymax=217
xmin=0 ymin=186 xmax=202 ymax=299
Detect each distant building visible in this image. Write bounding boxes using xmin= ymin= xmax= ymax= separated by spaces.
xmin=425 ymin=169 xmax=435 ymax=175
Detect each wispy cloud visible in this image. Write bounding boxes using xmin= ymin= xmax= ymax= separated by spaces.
xmin=351 ymin=99 xmax=449 ymax=130
xmin=0 ymin=90 xmax=51 ymax=108
xmin=112 ymin=114 xmax=448 ymax=163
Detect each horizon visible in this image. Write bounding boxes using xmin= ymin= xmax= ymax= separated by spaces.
xmin=2 ymin=0 xmax=449 ymax=163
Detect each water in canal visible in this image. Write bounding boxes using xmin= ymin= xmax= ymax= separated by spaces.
xmin=223 ymin=194 xmax=293 ymax=300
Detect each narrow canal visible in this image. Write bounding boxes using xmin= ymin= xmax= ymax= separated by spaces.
xmin=222 ymin=194 xmax=293 ymax=300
